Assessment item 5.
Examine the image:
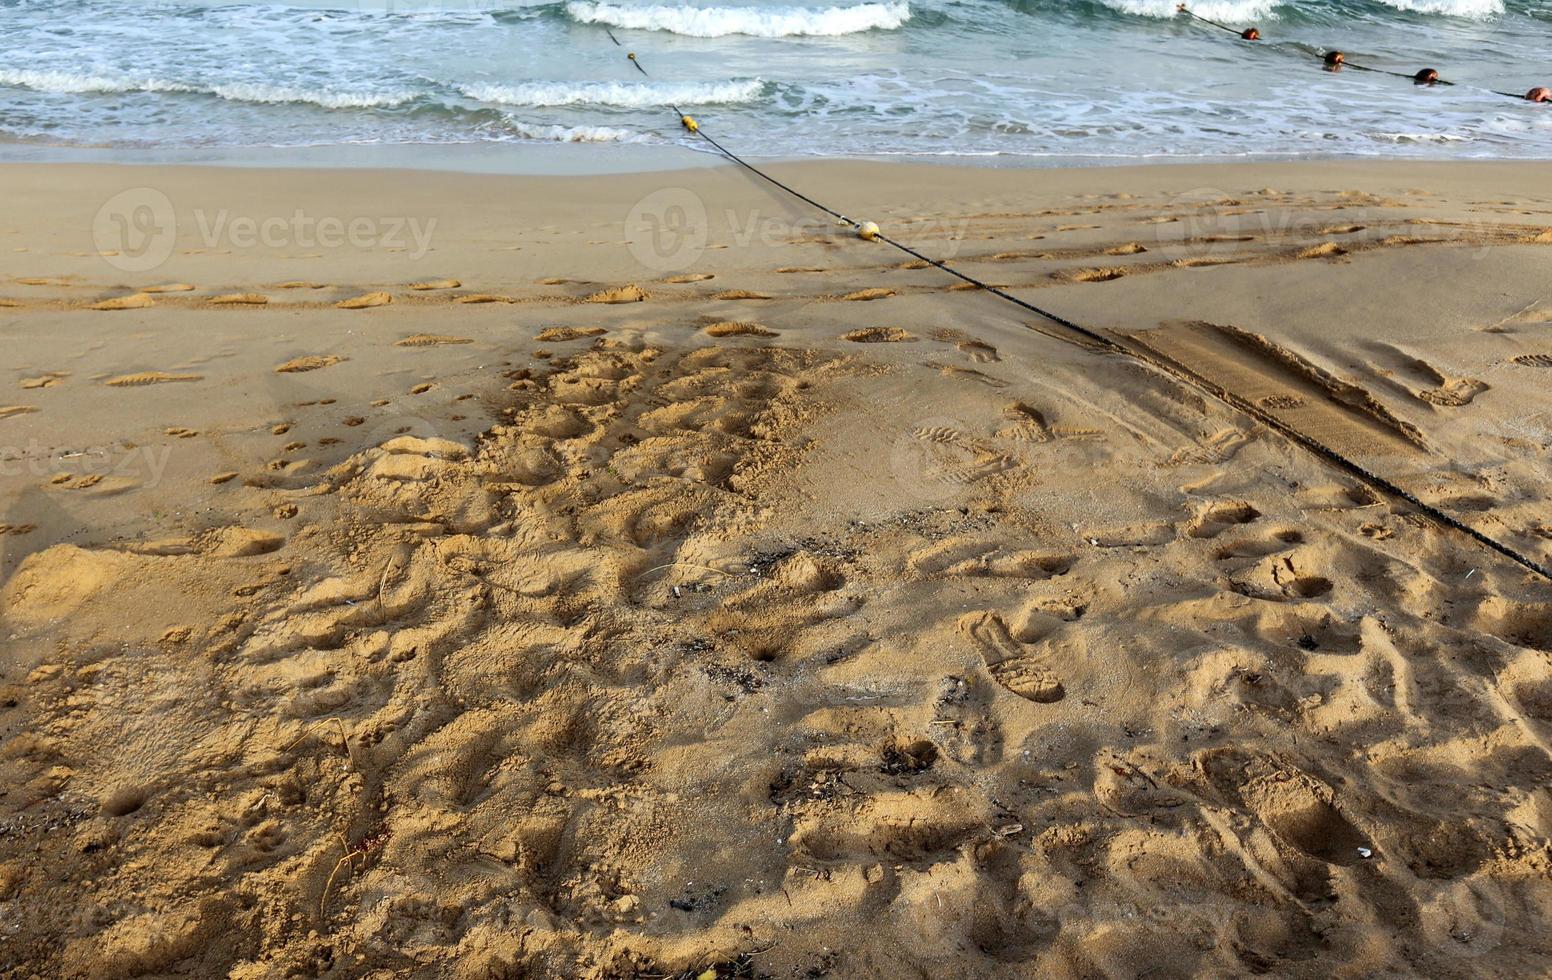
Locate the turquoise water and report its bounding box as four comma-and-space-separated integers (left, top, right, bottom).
1, 0, 1549, 162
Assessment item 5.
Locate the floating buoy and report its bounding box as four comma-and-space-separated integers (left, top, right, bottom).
1176, 4, 1543, 105
680, 114, 699, 133
857, 221, 881, 241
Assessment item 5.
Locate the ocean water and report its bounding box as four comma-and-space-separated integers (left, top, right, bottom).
1, 0, 1550, 163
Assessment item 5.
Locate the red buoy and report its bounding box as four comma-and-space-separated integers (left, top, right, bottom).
1528, 87, 1552, 103
1414, 69, 1439, 85
1241, 28, 1260, 40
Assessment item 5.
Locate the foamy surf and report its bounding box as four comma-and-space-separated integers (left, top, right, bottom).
207, 83, 416, 109
563, 1, 911, 37
0, 69, 195, 95
504, 121, 648, 142
1100, 0, 1281, 20
0, 69, 414, 109
3, 0, 1550, 161
1368, 0, 1503, 17
459, 79, 766, 108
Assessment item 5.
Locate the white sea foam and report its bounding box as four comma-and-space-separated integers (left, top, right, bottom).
563, 1, 910, 37
0, 69, 413, 108
505, 121, 648, 142
1367, 0, 1502, 17
0, 68, 193, 94
460, 79, 765, 107
1102, 0, 1281, 20
207, 83, 416, 109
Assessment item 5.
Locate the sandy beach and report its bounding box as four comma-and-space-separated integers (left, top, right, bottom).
3, 157, 1552, 978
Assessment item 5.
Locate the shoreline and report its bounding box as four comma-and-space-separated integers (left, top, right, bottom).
6, 138, 1552, 176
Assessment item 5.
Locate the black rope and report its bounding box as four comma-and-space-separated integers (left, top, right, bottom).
1177, 8, 1243, 38
1176, 5, 1542, 103
610, 41, 1552, 584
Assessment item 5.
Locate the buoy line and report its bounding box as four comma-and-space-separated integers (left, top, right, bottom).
602, 40, 1552, 584
1176, 5, 1551, 103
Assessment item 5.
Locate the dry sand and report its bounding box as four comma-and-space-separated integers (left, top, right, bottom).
2, 159, 1552, 978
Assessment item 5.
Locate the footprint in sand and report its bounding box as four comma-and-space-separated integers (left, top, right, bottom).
711, 289, 770, 301
663, 273, 715, 284
1185, 500, 1262, 539
958, 610, 1065, 703
996, 401, 1051, 442
1297, 242, 1348, 259
275, 281, 327, 290
1057, 267, 1127, 283
840, 287, 895, 302
1, 405, 38, 419
584, 285, 647, 304
535, 326, 606, 343
20, 372, 67, 389
337, 291, 392, 309
1512, 353, 1552, 368
395, 334, 473, 347
209, 293, 269, 306
143, 283, 196, 293
929, 363, 1008, 388
954, 339, 999, 363
275, 355, 344, 374
1105, 242, 1148, 255
704, 321, 777, 337
843, 327, 915, 343
1416, 378, 1489, 407
775, 266, 823, 274
104, 372, 203, 387
454, 294, 515, 305
1172, 257, 1241, 268
409, 279, 461, 290
89, 294, 154, 311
